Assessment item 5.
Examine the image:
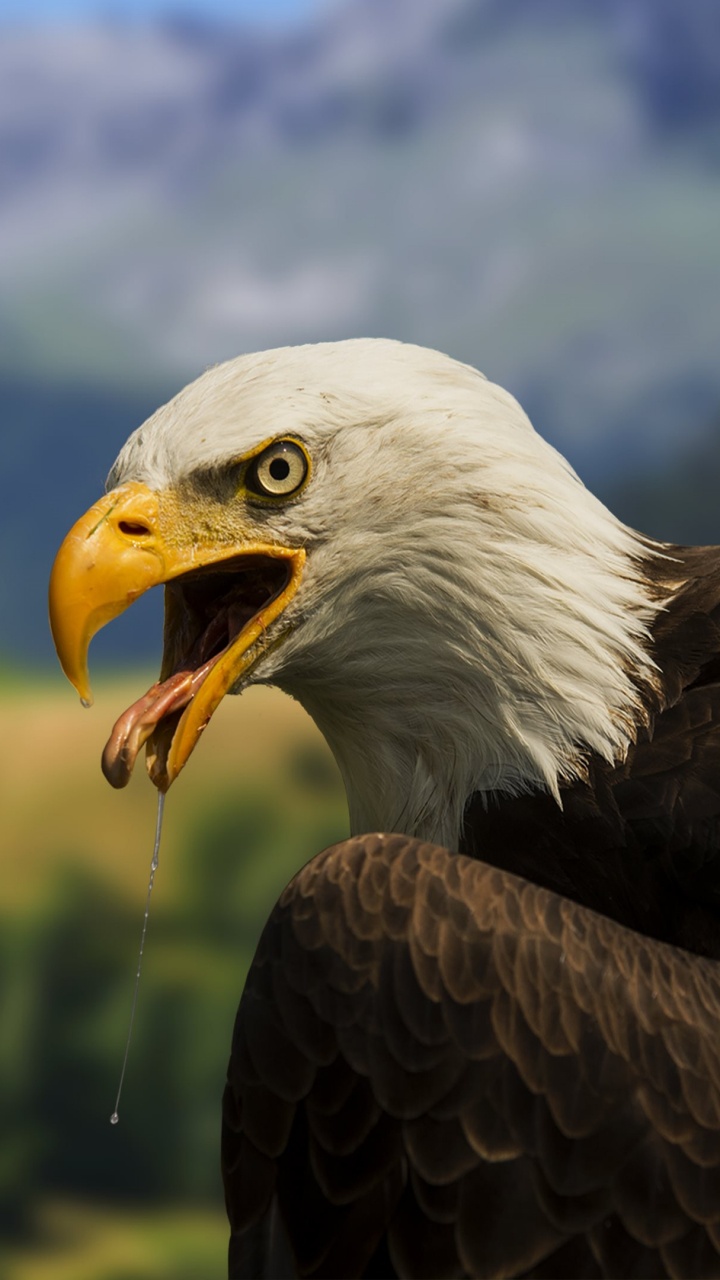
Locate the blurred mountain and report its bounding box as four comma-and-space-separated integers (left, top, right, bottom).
2, 0, 719, 662
620, 0, 720, 132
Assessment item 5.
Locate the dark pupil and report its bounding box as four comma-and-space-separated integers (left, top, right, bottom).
269, 457, 291, 482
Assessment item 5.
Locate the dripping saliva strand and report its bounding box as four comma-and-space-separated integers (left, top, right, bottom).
110, 790, 165, 1126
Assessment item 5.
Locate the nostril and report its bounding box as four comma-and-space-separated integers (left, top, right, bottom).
119, 520, 152, 537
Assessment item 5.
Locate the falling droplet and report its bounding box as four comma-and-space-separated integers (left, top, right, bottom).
109, 791, 165, 1127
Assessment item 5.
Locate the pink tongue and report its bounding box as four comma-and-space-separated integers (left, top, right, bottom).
102, 661, 213, 789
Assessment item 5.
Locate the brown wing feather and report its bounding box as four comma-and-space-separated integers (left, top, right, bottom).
223, 833, 720, 1279
460, 547, 720, 958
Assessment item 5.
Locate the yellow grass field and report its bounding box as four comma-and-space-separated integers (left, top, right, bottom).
4, 1200, 229, 1280
1, 676, 343, 907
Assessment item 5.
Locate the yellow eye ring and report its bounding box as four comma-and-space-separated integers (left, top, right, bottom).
246, 439, 309, 499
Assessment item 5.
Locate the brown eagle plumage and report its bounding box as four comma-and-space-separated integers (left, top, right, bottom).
48, 340, 720, 1278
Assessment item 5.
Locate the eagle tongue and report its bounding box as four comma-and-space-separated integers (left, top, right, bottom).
101, 666, 204, 789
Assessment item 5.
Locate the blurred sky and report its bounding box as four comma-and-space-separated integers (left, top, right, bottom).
0, 0, 323, 22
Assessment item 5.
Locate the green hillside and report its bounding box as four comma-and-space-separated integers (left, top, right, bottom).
0, 681, 347, 1277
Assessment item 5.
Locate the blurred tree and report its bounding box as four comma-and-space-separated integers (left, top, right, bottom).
607, 410, 720, 545
0, 771, 346, 1239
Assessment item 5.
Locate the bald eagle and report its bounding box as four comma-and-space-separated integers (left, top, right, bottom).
49, 339, 720, 1279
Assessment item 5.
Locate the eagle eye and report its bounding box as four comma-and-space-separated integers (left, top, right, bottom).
246, 440, 309, 499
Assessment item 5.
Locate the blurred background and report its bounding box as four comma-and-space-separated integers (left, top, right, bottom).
1, 0, 719, 1274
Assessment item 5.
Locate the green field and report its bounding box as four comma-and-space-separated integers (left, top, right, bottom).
0, 677, 348, 1278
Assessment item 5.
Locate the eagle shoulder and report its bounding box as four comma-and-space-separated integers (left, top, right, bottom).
222, 833, 720, 1279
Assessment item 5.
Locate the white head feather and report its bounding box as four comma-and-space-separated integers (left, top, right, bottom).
110, 339, 661, 849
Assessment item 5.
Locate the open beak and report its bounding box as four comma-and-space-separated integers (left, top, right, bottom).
49, 482, 305, 791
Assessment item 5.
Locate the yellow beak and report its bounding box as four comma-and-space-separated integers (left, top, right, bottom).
48, 482, 305, 790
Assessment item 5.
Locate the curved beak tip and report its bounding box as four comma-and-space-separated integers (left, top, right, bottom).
48, 483, 162, 708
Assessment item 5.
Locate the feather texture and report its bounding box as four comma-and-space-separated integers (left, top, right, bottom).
110, 338, 664, 847
224, 834, 720, 1279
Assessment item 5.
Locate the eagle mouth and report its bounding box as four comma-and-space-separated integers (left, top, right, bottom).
49, 481, 307, 792
101, 554, 295, 791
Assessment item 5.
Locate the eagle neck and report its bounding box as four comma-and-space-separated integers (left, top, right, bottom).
280, 539, 664, 851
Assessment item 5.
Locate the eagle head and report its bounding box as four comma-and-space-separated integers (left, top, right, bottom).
49, 339, 659, 847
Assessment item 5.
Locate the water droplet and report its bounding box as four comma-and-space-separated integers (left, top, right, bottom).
110, 791, 165, 1122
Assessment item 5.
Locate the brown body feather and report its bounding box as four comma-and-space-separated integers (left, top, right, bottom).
223, 545, 720, 1279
